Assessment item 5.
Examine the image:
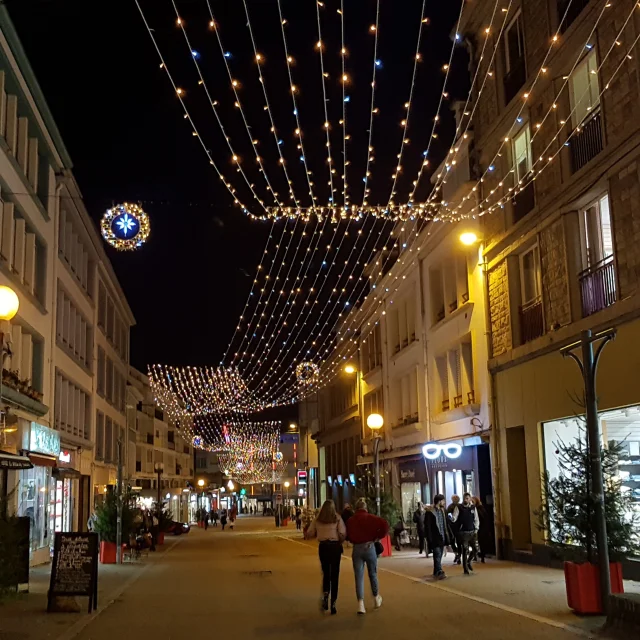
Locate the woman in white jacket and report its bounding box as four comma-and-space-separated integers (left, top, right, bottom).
306, 500, 346, 615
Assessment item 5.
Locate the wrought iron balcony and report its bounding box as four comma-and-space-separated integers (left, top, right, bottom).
570, 110, 603, 174
519, 296, 544, 344
579, 255, 616, 317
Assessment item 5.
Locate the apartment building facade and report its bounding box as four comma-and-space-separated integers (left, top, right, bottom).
0, 7, 135, 565
458, 0, 640, 571
128, 367, 194, 524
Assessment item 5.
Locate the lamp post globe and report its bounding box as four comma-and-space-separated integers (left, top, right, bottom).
0, 286, 19, 322
366, 413, 384, 430
366, 413, 384, 516
344, 364, 356, 374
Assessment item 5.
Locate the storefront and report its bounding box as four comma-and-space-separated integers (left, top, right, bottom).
398, 457, 430, 522
51, 448, 82, 534
17, 422, 61, 566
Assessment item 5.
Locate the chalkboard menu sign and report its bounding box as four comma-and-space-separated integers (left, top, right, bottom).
47, 532, 98, 613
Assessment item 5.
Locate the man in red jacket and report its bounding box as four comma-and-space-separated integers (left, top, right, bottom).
346, 498, 389, 615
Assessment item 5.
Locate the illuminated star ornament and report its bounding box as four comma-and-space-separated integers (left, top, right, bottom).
101, 203, 150, 251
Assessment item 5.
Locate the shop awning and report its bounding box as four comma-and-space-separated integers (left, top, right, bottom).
53, 467, 82, 479
27, 453, 57, 467
0, 451, 33, 470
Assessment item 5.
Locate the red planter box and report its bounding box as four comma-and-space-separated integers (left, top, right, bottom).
380, 534, 393, 557
564, 561, 624, 614
100, 541, 116, 564
157, 532, 165, 546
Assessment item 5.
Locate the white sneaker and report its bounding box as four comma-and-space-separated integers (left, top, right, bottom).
374, 594, 383, 609
357, 600, 366, 615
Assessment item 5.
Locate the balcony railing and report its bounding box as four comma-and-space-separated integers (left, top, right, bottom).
467, 390, 476, 405
441, 398, 450, 412
579, 255, 617, 317
519, 296, 545, 344
558, 0, 590, 33
453, 395, 463, 408
570, 110, 603, 174
512, 180, 535, 224
503, 57, 527, 105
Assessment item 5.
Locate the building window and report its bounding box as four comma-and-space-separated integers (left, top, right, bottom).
54, 371, 90, 441
511, 124, 535, 223
98, 282, 106, 329
519, 246, 544, 344
435, 337, 476, 413
579, 193, 616, 316
430, 256, 469, 325
58, 208, 90, 295
388, 297, 417, 355
558, 0, 590, 35
105, 417, 113, 464
96, 411, 105, 460
364, 387, 383, 417
97, 347, 105, 396
503, 12, 526, 104
56, 286, 92, 369
362, 324, 382, 374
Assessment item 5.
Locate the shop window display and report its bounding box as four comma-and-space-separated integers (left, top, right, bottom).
543, 404, 640, 518
17, 466, 52, 553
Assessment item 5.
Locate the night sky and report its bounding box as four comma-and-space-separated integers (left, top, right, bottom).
7, 0, 464, 382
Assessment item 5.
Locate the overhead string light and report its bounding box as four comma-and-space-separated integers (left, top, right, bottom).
437, 0, 616, 222
133, 0, 258, 217
315, 0, 337, 205
171, 1, 275, 215
419, 0, 511, 209
444, 0, 636, 223
339, 0, 350, 208
387, 0, 429, 207
361, 0, 381, 207
277, 0, 318, 209
205, 0, 285, 210
241, 0, 302, 208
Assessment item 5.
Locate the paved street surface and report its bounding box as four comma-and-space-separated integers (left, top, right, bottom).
7, 516, 600, 640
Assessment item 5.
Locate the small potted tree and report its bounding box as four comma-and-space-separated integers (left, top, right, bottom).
365, 491, 401, 557
94, 491, 134, 563
155, 503, 173, 546
536, 435, 640, 614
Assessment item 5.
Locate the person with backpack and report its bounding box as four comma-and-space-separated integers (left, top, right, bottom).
452, 492, 480, 574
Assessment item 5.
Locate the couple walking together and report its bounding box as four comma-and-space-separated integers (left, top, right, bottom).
306, 497, 388, 616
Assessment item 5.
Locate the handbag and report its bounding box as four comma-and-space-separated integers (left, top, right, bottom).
374, 540, 384, 556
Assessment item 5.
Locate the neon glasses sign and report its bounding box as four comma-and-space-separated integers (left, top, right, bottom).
422, 443, 462, 460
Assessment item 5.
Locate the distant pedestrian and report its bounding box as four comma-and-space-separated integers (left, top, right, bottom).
203, 511, 209, 531
211, 510, 219, 527
220, 510, 228, 530
346, 498, 388, 615
425, 494, 453, 580
452, 493, 480, 575
341, 503, 354, 526
295, 507, 302, 530
413, 502, 426, 555
446, 495, 461, 564
150, 512, 159, 551
305, 500, 346, 615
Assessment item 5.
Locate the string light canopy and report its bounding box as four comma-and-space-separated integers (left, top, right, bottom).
148, 365, 264, 416
263, 203, 439, 222
101, 203, 150, 251
295, 362, 320, 387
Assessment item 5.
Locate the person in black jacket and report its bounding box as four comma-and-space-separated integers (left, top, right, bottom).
412, 503, 426, 555
452, 493, 480, 575
424, 494, 453, 579
446, 495, 461, 564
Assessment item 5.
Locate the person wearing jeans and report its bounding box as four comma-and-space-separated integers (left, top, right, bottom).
425, 494, 453, 579
345, 498, 389, 615
306, 500, 346, 615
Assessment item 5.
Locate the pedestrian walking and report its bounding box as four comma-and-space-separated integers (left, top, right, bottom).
471, 496, 489, 563
341, 503, 354, 526
295, 507, 302, 530
452, 492, 480, 575
203, 511, 209, 530
425, 494, 453, 580
446, 495, 461, 564
211, 510, 219, 527
345, 498, 388, 615
150, 512, 159, 552
412, 503, 426, 555
220, 510, 228, 530
305, 500, 346, 615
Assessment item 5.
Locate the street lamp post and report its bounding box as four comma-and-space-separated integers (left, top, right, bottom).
197, 479, 205, 512
284, 481, 290, 507
561, 328, 616, 614
367, 413, 384, 516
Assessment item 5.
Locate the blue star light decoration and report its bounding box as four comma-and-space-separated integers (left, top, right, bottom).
101, 203, 150, 251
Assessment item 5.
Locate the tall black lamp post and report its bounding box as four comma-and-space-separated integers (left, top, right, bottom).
367, 413, 384, 517
561, 328, 616, 614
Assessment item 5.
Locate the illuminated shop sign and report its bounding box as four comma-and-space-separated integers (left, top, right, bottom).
27, 423, 61, 457
422, 443, 462, 460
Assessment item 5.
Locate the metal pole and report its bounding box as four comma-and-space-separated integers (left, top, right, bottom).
157, 471, 161, 510
116, 439, 123, 564
581, 330, 611, 612
374, 436, 381, 517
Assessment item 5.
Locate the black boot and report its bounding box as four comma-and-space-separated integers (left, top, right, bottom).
331, 601, 337, 615
321, 594, 329, 611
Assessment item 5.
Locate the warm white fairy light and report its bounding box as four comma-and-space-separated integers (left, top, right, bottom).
339, 0, 350, 207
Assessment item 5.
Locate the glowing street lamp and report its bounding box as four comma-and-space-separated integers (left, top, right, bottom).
367, 414, 384, 516
284, 480, 291, 505
344, 364, 356, 374
459, 231, 479, 246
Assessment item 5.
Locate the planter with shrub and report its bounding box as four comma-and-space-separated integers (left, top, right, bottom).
93, 490, 135, 564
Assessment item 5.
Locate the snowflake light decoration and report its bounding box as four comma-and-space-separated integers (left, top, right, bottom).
101, 203, 150, 251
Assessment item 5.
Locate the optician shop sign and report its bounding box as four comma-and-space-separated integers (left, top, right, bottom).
25, 423, 61, 457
